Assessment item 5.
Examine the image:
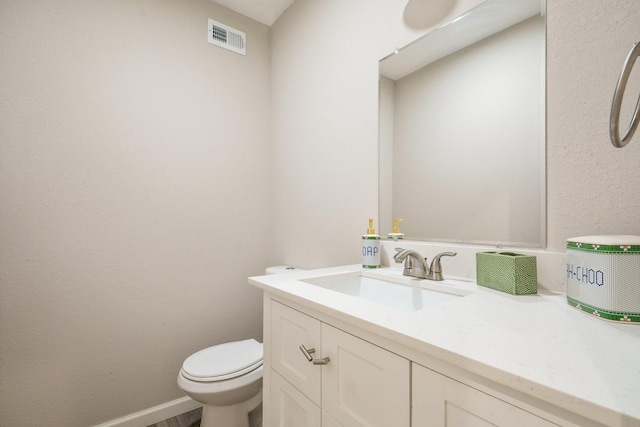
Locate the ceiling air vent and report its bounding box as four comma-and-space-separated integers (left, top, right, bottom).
208, 19, 246, 55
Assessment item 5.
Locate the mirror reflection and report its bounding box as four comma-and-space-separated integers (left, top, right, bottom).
379, 0, 546, 247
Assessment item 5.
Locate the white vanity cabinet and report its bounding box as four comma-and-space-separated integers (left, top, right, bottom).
266, 297, 591, 427
252, 266, 636, 427
412, 364, 558, 427
268, 300, 410, 427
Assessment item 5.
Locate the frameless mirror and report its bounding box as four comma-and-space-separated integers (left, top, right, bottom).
379, 0, 546, 247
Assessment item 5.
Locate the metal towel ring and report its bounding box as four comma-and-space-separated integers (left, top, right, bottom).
610, 41, 640, 148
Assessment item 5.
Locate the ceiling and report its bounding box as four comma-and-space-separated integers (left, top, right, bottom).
211, 0, 296, 26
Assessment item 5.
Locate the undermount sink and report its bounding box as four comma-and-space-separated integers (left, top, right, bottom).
301, 270, 474, 312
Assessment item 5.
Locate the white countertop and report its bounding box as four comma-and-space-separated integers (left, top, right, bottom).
249, 264, 640, 427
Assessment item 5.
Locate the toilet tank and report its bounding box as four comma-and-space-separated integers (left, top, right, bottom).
265, 266, 303, 275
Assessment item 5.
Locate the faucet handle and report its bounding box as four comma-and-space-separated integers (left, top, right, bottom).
393, 247, 406, 262
428, 252, 457, 280
430, 252, 457, 272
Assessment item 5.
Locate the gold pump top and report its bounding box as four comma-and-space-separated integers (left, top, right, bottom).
392, 218, 405, 233
366, 218, 376, 235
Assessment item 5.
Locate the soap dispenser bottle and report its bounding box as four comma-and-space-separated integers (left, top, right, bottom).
387, 218, 405, 241
362, 218, 380, 269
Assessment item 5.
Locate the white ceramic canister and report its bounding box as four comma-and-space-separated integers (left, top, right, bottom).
566, 235, 640, 323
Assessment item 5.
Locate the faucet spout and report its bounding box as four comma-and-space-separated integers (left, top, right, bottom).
393, 248, 429, 279
394, 248, 457, 281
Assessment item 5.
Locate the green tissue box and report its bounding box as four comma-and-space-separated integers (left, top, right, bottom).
476, 252, 537, 295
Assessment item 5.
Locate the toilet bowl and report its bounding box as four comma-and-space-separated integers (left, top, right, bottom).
178, 266, 303, 427
177, 339, 263, 427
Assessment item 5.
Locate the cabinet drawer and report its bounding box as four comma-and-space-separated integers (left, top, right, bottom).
271, 301, 322, 404
412, 364, 558, 427
271, 369, 321, 427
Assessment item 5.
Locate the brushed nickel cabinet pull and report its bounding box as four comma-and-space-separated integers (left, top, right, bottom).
299, 344, 330, 365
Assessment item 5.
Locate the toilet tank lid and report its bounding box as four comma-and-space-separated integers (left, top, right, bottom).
266, 265, 304, 274
182, 339, 263, 381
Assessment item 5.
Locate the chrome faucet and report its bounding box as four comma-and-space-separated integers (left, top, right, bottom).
393, 248, 457, 281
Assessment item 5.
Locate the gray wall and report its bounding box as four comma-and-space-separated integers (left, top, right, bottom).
269, 0, 488, 268
0, 1, 270, 425
270, 0, 640, 271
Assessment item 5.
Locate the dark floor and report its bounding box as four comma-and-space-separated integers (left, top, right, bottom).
147, 403, 262, 427
147, 407, 202, 427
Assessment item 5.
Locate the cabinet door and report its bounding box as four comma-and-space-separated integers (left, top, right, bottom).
412, 364, 558, 427
322, 324, 410, 427
271, 301, 322, 404
271, 369, 321, 427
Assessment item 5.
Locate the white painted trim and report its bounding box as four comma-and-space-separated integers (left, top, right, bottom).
92, 396, 203, 427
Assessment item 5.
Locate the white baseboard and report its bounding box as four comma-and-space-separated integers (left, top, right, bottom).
93, 396, 203, 427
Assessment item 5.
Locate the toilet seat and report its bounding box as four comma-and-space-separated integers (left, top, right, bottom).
181, 339, 263, 382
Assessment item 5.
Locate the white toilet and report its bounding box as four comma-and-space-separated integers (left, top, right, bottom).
178, 338, 264, 427
177, 266, 302, 427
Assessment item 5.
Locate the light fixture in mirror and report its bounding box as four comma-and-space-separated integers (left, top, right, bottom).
379, 0, 546, 248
